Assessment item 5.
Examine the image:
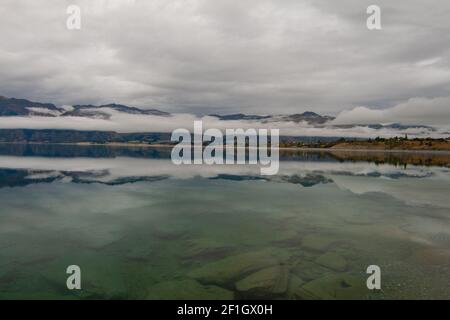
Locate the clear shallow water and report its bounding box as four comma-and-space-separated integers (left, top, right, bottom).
0, 145, 449, 299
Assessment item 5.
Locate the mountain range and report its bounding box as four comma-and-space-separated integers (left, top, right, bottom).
0, 96, 337, 124
208, 111, 335, 125
0, 96, 170, 119
0, 95, 441, 144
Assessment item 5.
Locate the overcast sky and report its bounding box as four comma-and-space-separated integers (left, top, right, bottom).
1, 0, 449, 123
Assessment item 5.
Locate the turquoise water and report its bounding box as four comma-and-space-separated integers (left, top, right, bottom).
0, 145, 449, 299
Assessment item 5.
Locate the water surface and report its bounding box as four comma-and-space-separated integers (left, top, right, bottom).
0, 144, 449, 299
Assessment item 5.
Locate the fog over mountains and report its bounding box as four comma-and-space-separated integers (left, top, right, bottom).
0, 96, 447, 140
0, 96, 170, 118
1, 1, 449, 137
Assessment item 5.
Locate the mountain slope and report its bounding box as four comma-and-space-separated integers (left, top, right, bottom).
0, 96, 170, 119
0, 96, 60, 116
209, 111, 335, 125
63, 104, 170, 119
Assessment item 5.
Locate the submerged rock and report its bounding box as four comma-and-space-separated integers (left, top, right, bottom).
151, 224, 187, 240
343, 213, 374, 225
315, 252, 348, 272
40, 253, 128, 299
183, 239, 234, 261
235, 265, 289, 298
125, 245, 154, 261
79, 224, 124, 249
301, 234, 338, 252
146, 279, 233, 300
286, 274, 305, 299
291, 260, 329, 281
294, 274, 367, 300
188, 250, 280, 286
271, 230, 302, 247
409, 249, 450, 267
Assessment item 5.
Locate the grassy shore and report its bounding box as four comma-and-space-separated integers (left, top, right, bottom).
1, 137, 450, 152
280, 137, 450, 151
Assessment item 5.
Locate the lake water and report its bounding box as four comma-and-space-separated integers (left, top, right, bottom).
0, 144, 449, 299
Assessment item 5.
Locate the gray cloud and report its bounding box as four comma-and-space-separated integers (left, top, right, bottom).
333, 97, 450, 126
0, 0, 450, 119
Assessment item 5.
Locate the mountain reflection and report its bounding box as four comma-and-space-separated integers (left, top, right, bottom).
0, 144, 447, 212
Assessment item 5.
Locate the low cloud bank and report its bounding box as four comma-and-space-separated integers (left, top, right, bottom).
0, 106, 447, 139
333, 97, 450, 126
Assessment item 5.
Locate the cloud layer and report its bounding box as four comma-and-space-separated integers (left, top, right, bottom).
0, 107, 447, 138
333, 97, 450, 126
1, 0, 450, 119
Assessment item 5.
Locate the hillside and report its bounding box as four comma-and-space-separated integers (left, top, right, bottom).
330, 138, 450, 151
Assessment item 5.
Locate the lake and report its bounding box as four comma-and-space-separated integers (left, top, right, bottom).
0, 144, 449, 299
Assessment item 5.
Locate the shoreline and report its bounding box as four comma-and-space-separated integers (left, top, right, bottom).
1, 141, 449, 154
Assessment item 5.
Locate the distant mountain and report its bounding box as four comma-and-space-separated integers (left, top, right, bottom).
0, 96, 170, 119
209, 113, 272, 121
208, 112, 433, 129
0, 129, 172, 144
1, 95, 336, 125
276, 112, 335, 125
334, 123, 434, 131
210, 111, 335, 125
63, 104, 170, 119
0, 128, 342, 145
0, 96, 441, 143
0, 96, 60, 116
